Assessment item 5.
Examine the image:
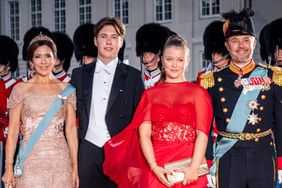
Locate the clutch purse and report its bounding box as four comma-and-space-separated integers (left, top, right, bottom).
164, 158, 209, 184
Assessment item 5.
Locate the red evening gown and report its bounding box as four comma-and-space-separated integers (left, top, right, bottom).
103, 81, 213, 188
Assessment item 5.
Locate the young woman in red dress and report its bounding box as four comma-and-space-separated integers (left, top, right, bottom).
103, 35, 213, 188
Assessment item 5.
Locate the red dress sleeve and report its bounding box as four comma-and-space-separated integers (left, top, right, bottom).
103, 90, 151, 188
193, 86, 213, 135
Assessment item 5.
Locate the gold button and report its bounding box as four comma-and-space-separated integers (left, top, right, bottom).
218, 77, 223, 82
226, 118, 230, 123
245, 133, 252, 140
259, 106, 264, 111
219, 87, 224, 92
261, 95, 266, 100
221, 97, 226, 102
270, 142, 273, 146
256, 128, 261, 133
223, 108, 228, 113
255, 138, 259, 142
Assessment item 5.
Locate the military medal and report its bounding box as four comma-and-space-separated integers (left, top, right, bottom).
240, 76, 272, 94
247, 100, 261, 125
247, 112, 260, 125
234, 74, 242, 88
248, 100, 259, 110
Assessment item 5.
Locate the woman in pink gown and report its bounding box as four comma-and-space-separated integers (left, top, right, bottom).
103, 35, 213, 188
2, 31, 79, 188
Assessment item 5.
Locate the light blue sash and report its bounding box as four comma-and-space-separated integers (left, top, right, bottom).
14, 84, 76, 177
210, 67, 267, 177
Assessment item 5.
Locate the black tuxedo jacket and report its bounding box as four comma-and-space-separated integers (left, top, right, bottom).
71, 61, 144, 141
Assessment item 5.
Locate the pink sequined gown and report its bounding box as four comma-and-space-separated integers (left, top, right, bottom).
8, 83, 76, 188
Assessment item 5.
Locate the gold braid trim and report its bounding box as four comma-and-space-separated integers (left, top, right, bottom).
218, 129, 271, 140
199, 71, 214, 89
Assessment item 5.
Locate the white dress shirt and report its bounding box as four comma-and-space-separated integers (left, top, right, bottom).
85, 58, 118, 147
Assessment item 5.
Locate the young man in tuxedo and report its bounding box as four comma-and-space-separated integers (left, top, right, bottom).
71, 17, 144, 188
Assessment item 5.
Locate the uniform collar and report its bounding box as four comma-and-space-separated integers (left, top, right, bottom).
144, 67, 161, 77
55, 70, 67, 79
1, 73, 11, 82
229, 60, 256, 75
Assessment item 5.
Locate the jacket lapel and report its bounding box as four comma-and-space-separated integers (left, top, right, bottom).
82, 62, 96, 118
106, 61, 128, 113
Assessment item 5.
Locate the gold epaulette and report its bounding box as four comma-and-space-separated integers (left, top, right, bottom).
258, 63, 282, 86
200, 71, 214, 89
271, 66, 282, 86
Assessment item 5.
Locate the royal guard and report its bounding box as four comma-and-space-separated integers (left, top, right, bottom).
198, 21, 230, 166
197, 20, 229, 85
260, 18, 282, 67
136, 23, 175, 89
0, 35, 19, 180
203, 8, 282, 188
73, 23, 98, 65
0, 35, 19, 95
18, 26, 54, 82
52, 32, 74, 83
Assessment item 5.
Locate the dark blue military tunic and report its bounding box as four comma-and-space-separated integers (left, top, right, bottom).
205, 61, 282, 188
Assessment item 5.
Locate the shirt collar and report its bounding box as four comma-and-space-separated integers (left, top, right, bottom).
95, 58, 119, 74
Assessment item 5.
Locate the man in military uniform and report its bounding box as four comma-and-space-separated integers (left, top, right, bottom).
135, 23, 175, 89
204, 9, 282, 188
197, 20, 229, 85
52, 32, 74, 83
0, 35, 19, 187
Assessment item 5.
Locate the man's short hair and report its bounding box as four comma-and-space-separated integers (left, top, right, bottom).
95, 17, 125, 37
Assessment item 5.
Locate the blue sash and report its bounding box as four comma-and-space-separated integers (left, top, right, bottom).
210, 67, 268, 177
14, 84, 76, 177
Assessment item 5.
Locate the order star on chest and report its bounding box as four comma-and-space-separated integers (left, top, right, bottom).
248, 100, 259, 110
247, 100, 261, 125
247, 112, 261, 125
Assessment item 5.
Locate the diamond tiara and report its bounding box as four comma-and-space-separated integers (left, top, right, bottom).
28, 32, 57, 51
